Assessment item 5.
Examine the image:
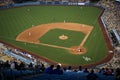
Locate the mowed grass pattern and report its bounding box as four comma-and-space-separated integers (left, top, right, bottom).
0, 6, 107, 65
39, 28, 85, 48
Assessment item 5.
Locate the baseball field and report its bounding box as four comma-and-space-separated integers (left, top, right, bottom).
0, 6, 112, 67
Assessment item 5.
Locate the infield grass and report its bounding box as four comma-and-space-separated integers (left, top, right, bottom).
0, 6, 107, 65
39, 28, 85, 48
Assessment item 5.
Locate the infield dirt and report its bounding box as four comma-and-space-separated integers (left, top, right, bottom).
16, 23, 93, 54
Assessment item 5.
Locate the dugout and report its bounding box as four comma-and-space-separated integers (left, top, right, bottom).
110, 29, 120, 46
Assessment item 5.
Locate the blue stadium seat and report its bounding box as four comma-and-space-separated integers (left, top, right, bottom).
54, 1, 60, 5
39, 1, 46, 5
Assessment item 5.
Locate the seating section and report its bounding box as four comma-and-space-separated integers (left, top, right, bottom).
2, 69, 36, 80
98, 1, 120, 46
22, 72, 115, 80
0, 67, 116, 80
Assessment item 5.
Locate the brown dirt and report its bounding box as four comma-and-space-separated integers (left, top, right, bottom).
16, 22, 93, 54
70, 46, 86, 55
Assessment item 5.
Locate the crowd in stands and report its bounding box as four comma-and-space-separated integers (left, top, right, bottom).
95, 0, 120, 72
0, 42, 49, 80
0, 42, 50, 67
97, 0, 120, 46
99, 50, 120, 69
0, 60, 120, 80
0, 0, 14, 8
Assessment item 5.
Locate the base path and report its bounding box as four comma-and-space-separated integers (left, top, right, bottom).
16, 23, 93, 54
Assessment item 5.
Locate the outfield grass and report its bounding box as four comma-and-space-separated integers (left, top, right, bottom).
0, 6, 108, 65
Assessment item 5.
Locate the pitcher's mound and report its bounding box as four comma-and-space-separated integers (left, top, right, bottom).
59, 35, 68, 40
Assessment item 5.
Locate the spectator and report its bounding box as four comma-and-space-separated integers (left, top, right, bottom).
0, 61, 4, 69
86, 69, 98, 80
104, 68, 113, 76
10, 61, 15, 70
29, 62, 33, 69
63, 67, 67, 72
40, 63, 45, 72
4, 60, 10, 69
66, 66, 73, 72
83, 68, 89, 73
19, 61, 25, 70
53, 65, 63, 75
77, 66, 83, 73
99, 68, 105, 74
115, 68, 120, 80
45, 65, 54, 74
14, 61, 19, 70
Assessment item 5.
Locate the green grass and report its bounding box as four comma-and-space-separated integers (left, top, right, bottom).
39, 28, 85, 48
0, 6, 108, 65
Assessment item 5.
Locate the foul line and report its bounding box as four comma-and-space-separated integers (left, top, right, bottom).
80, 27, 93, 46
30, 42, 70, 50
